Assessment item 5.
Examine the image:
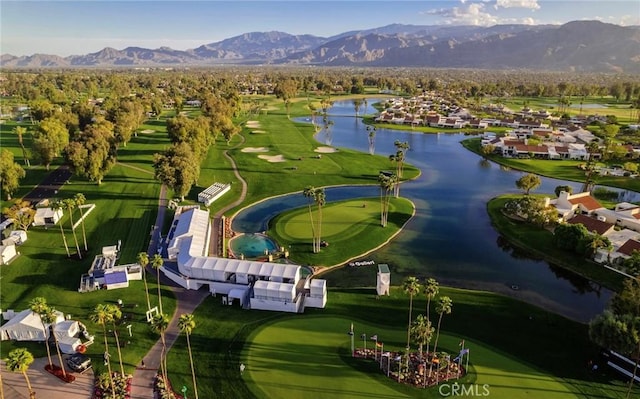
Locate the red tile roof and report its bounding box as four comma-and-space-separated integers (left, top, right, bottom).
618, 239, 640, 256
567, 214, 614, 235
568, 195, 603, 211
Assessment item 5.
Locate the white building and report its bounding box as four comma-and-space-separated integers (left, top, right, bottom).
162, 207, 327, 313
33, 207, 63, 226
198, 183, 231, 207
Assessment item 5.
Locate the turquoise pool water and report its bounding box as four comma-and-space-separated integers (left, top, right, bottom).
229, 233, 279, 259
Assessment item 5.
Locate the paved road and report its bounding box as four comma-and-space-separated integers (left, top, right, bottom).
1, 356, 94, 399
22, 165, 73, 204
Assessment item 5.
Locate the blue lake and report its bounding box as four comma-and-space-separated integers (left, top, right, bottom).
232, 99, 631, 322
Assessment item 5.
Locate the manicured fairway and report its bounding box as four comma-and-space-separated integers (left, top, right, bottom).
245, 316, 576, 399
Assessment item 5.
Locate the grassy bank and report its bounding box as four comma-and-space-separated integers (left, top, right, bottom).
462, 138, 640, 193
487, 194, 625, 291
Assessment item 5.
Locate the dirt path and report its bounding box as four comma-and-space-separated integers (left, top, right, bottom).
209, 135, 248, 256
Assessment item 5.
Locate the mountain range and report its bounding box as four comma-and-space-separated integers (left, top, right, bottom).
2, 20, 639, 72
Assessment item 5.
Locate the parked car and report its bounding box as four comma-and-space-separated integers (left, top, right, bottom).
66, 353, 92, 373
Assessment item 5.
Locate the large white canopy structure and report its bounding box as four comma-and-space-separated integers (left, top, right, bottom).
0, 309, 64, 341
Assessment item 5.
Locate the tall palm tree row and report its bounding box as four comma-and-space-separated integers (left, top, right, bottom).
402, 276, 421, 371
423, 278, 440, 358
151, 313, 170, 388
90, 304, 116, 396
179, 313, 199, 399
62, 198, 82, 259
152, 254, 164, 314
106, 304, 125, 377
137, 251, 152, 310
41, 306, 67, 378
28, 297, 53, 370
5, 348, 36, 399
313, 188, 326, 253
302, 186, 317, 253
74, 193, 88, 251
50, 200, 70, 257
378, 173, 397, 227
429, 296, 453, 377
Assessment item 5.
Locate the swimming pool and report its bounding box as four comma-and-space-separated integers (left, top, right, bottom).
229, 233, 279, 259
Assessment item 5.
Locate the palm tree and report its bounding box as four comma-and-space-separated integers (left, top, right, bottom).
90, 304, 116, 396
393, 140, 410, 178
5, 348, 35, 399
137, 251, 152, 310
28, 297, 53, 369
378, 173, 396, 227
62, 198, 81, 259
179, 314, 199, 399
313, 188, 326, 253
74, 193, 88, 251
106, 304, 125, 377
152, 254, 164, 314
366, 125, 377, 155
402, 277, 421, 357
423, 278, 439, 358
151, 313, 170, 386
13, 126, 30, 167
430, 296, 453, 377
352, 98, 363, 118
410, 314, 434, 359
41, 306, 67, 378
50, 200, 70, 257
303, 186, 317, 253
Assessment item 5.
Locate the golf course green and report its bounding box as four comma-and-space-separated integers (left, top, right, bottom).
269, 197, 414, 267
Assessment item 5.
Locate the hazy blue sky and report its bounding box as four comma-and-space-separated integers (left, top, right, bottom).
1, 0, 638, 56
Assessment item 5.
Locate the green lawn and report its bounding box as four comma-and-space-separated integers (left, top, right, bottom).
162, 285, 636, 399
0, 126, 177, 375
268, 197, 414, 267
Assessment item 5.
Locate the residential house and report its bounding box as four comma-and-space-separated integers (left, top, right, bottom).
547, 191, 604, 220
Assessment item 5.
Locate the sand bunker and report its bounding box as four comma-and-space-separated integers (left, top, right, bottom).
314, 146, 338, 153
258, 154, 286, 163
251, 130, 267, 134
140, 129, 155, 134
246, 121, 261, 128
241, 147, 269, 153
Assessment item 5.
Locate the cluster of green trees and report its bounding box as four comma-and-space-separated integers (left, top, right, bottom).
402, 277, 453, 380
589, 277, 640, 399
552, 223, 612, 258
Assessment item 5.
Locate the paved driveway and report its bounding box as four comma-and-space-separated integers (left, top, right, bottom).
2, 356, 94, 399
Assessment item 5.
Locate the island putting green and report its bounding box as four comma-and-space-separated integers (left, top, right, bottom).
268, 197, 414, 266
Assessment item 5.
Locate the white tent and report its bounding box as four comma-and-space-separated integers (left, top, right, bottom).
9, 230, 27, 245
57, 336, 82, 354
0, 309, 64, 341
33, 207, 63, 226
0, 245, 18, 265
53, 320, 79, 341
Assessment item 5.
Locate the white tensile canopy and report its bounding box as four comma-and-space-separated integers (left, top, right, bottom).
0, 309, 64, 341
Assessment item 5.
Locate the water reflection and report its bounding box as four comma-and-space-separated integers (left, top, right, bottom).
232, 99, 633, 322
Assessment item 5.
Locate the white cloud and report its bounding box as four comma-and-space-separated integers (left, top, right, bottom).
494, 0, 541, 10
425, 3, 500, 26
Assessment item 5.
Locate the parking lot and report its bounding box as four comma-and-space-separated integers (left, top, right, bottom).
2, 356, 94, 399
